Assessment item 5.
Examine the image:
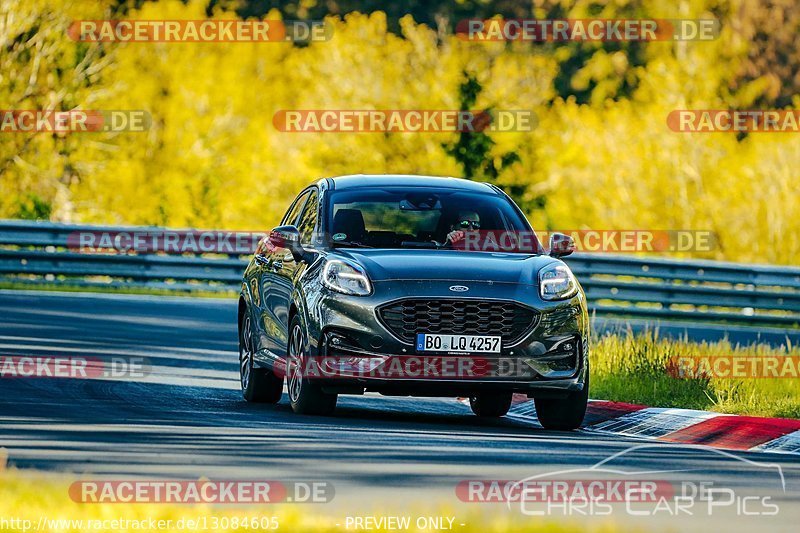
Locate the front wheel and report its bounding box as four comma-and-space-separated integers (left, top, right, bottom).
286, 316, 337, 416
534, 374, 589, 431
239, 313, 283, 403
469, 392, 513, 417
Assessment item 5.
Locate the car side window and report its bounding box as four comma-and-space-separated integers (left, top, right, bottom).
281, 191, 310, 226
296, 190, 319, 246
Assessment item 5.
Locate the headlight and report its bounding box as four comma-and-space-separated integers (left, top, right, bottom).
539, 263, 578, 300
322, 259, 372, 296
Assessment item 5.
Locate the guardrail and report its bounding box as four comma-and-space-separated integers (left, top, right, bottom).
1, 220, 798, 327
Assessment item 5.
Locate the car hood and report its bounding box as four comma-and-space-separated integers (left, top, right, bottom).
333, 249, 559, 285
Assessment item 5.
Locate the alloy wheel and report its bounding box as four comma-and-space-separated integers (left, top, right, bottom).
239, 315, 253, 391
287, 324, 304, 403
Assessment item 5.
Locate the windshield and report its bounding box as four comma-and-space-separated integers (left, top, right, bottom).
326, 187, 541, 252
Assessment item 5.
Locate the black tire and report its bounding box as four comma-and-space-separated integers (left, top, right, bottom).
469, 392, 513, 417
286, 316, 337, 415
534, 373, 589, 431
239, 312, 283, 403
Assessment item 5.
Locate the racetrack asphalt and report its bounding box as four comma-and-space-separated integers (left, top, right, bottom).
1, 290, 799, 531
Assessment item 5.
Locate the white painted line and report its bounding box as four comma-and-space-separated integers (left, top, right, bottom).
586, 408, 728, 439
752, 429, 800, 454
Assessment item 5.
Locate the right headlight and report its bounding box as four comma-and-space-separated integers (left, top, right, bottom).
322, 259, 372, 296
539, 263, 578, 301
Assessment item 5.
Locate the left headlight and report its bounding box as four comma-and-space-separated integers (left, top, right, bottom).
539, 263, 578, 301
322, 259, 372, 296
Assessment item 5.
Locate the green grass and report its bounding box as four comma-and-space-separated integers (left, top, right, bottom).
591, 330, 800, 418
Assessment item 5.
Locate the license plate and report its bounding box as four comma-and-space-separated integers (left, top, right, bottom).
416, 334, 501, 353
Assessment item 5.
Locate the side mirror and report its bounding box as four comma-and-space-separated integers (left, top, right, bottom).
549, 232, 575, 258
268, 225, 305, 262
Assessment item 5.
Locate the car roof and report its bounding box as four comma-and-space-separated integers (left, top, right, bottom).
324, 174, 498, 193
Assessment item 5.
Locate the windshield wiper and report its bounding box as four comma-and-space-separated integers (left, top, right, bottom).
331, 240, 374, 249
400, 241, 437, 249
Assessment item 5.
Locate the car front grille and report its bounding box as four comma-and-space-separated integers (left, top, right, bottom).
378, 299, 538, 346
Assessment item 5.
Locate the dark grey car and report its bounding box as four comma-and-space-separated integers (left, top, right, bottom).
238, 175, 589, 430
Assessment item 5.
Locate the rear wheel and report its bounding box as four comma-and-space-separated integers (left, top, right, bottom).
469, 392, 513, 417
239, 313, 283, 403
287, 316, 337, 415
534, 374, 589, 431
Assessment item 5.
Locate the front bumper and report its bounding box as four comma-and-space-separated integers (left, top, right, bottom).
304, 279, 589, 397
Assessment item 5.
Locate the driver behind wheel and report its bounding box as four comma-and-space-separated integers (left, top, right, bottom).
434, 210, 481, 247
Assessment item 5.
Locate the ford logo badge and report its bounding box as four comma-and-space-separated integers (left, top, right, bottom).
449, 285, 469, 292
